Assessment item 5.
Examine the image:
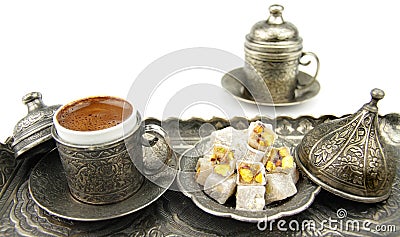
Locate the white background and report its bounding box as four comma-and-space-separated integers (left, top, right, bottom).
0, 0, 399, 142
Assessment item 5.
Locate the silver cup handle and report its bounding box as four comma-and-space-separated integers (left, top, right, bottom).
142, 124, 169, 147
141, 124, 174, 175
297, 51, 320, 89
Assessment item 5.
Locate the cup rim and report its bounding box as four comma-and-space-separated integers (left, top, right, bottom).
53, 95, 139, 146
52, 111, 142, 148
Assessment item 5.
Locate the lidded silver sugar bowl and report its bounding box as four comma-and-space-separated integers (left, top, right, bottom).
244, 4, 319, 103
296, 89, 397, 203
11, 92, 61, 158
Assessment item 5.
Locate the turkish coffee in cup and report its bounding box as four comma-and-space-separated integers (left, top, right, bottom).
56, 96, 133, 132
53, 96, 137, 145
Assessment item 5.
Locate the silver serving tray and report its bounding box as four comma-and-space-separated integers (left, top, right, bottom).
1, 115, 399, 236
177, 135, 321, 223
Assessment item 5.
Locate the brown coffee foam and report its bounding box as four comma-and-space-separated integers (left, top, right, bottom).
57, 96, 133, 131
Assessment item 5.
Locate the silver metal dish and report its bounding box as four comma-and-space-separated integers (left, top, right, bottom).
221, 67, 320, 106
28, 138, 177, 221
177, 136, 321, 223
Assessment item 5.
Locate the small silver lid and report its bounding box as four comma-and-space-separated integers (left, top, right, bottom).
11, 92, 61, 158
245, 5, 303, 55
296, 89, 396, 203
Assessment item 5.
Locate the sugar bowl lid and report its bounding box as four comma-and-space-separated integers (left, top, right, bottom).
246, 4, 302, 48
11, 92, 61, 158
296, 89, 396, 203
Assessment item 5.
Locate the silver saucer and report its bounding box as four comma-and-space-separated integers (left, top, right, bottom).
221, 67, 320, 106
29, 146, 177, 221
177, 136, 321, 223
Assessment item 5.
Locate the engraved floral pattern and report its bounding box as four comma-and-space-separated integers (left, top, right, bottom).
309, 116, 355, 169
366, 145, 385, 191
0, 141, 17, 197
12, 127, 53, 156
314, 139, 339, 165
56, 130, 143, 204
14, 106, 59, 134
245, 55, 299, 102
336, 155, 363, 185
274, 119, 295, 135
297, 119, 314, 135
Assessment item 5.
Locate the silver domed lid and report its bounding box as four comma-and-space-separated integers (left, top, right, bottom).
245, 5, 303, 54
296, 89, 397, 203
11, 92, 61, 158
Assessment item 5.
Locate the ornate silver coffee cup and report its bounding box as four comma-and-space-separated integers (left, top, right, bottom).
244, 4, 320, 103
52, 96, 167, 205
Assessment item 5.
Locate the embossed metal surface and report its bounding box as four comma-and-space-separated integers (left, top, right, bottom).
178, 136, 321, 222
222, 67, 320, 106
0, 140, 17, 197
0, 116, 399, 236
297, 89, 398, 203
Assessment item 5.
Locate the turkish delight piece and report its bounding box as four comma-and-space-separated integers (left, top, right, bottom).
213, 159, 236, 177
204, 173, 237, 204
236, 186, 266, 211
242, 143, 268, 163
265, 147, 299, 183
210, 127, 235, 146
209, 144, 235, 165
195, 158, 214, 186
247, 121, 277, 152
236, 161, 266, 186
210, 127, 248, 158
265, 173, 297, 205
195, 144, 236, 185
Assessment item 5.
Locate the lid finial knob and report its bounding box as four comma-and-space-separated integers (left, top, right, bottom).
267, 4, 284, 25
371, 88, 385, 101
22, 92, 46, 113
364, 88, 385, 112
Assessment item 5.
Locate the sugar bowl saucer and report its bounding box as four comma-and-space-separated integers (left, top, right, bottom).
221, 67, 320, 107
29, 140, 177, 221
